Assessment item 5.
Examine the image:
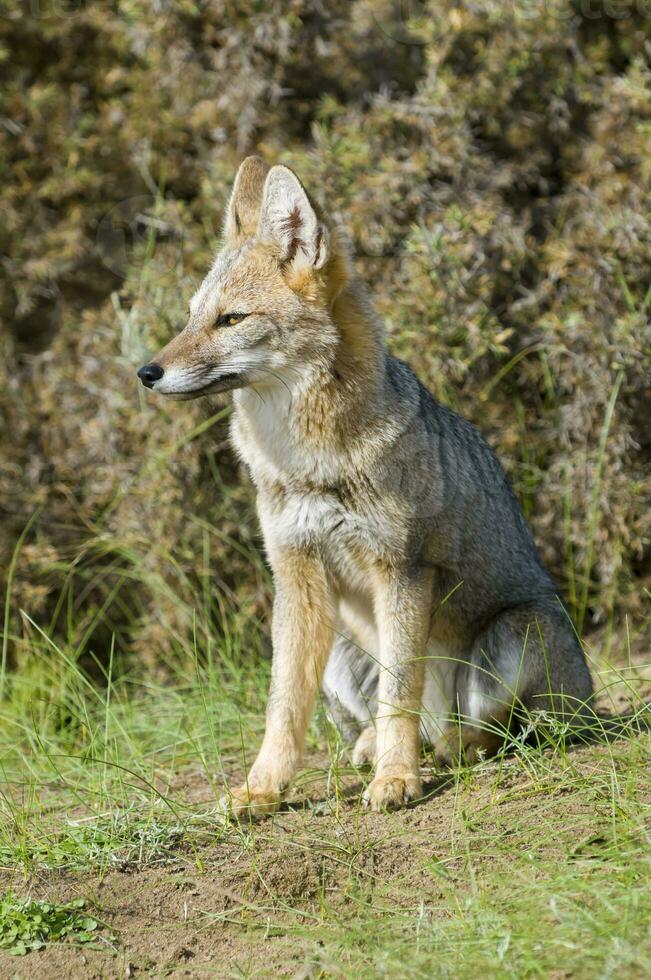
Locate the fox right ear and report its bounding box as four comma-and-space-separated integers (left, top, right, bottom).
224, 156, 270, 244
258, 165, 329, 270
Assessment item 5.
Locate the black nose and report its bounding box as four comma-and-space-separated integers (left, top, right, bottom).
137, 363, 164, 388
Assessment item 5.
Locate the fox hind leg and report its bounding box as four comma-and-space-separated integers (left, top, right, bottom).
352, 725, 376, 766
435, 601, 593, 765
322, 633, 378, 741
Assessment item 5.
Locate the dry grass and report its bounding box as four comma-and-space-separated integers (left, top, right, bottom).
1, 1, 649, 668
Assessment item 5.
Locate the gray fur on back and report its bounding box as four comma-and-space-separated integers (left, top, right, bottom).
322, 353, 593, 745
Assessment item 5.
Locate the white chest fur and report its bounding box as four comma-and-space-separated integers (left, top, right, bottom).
231, 384, 341, 487
231, 383, 405, 592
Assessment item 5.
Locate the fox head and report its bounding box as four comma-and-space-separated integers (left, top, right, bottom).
137, 157, 350, 400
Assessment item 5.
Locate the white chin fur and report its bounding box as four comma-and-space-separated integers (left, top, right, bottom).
152, 367, 206, 395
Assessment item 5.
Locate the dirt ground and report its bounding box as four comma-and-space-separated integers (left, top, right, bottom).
1, 717, 649, 980
1, 669, 649, 979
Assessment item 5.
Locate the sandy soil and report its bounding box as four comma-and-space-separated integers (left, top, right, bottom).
1, 671, 649, 979
1, 726, 648, 980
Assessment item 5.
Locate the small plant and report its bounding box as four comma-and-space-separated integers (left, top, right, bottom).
0, 893, 108, 956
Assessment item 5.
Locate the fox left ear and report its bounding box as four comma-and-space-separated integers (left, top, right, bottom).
224, 156, 270, 244
258, 165, 329, 270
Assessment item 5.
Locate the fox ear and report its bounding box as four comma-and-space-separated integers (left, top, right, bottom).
258, 165, 329, 270
224, 156, 270, 243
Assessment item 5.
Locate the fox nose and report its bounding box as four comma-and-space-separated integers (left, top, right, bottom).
137, 363, 164, 388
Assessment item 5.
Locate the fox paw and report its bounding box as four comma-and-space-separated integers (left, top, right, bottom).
362, 773, 422, 812
218, 783, 282, 822
352, 726, 376, 767
434, 733, 483, 768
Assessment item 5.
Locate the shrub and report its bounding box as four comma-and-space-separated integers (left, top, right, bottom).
1, 1, 649, 669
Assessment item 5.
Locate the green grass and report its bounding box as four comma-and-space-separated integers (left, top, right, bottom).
0, 634, 270, 877
0, 540, 649, 975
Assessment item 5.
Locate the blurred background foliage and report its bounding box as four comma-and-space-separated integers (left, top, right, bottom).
0, 0, 649, 674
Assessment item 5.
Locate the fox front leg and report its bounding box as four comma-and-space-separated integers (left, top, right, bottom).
221, 551, 334, 820
363, 568, 432, 811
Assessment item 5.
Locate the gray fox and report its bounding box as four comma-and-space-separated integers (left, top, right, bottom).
138, 157, 593, 815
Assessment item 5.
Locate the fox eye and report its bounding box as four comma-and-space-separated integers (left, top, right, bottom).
214, 312, 248, 328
